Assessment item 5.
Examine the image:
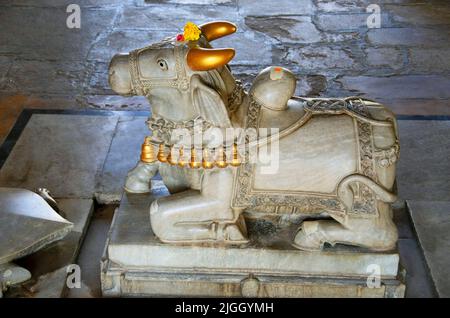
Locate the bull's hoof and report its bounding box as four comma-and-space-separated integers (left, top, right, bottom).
124, 161, 158, 193
292, 221, 326, 252
222, 224, 249, 244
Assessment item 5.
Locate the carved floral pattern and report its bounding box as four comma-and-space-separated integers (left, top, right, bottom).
232, 96, 395, 218
374, 142, 400, 167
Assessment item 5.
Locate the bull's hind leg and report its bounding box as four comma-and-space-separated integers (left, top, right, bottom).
293, 175, 398, 251
293, 202, 398, 251
150, 168, 248, 244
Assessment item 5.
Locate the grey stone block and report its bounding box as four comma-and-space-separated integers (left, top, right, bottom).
316, 13, 390, 31
286, 45, 359, 70
0, 6, 117, 61
117, 4, 239, 31
7, 198, 94, 298
245, 16, 322, 44
3, 60, 87, 95
397, 120, 450, 201
238, 0, 315, 16
95, 116, 149, 204
101, 192, 404, 297
367, 28, 450, 47
387, 4, 450, 25
408, 200, 450, 298
338, 75, 450, 99
0, 188, 73, 265
0, 114, 119, 198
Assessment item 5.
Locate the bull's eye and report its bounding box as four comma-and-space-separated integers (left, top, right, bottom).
157, 59, 168, 71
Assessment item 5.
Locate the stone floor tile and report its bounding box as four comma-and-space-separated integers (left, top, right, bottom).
367, 27, 450, 47
396, 120, 450, 201
339, 75, 450, 100
5, 198, 94, 298
0, 0, 131, 7
117, 3, 239, 31
398, 238, 437, 298
214, 31, 275, 66
386, 4, 450, 26
67, 205, 115, 298
381, 99, 450, 115
407, 200, 450, 297
0, 94, 78, 145
85, 95, 149, 111
245, 16, 322, 44
0, 114, 119, 198
87, 29, 174, 62
0, 6, 117, 61
2, 60, 88, 95
237, 0, 315, 16
95, 115, 149, 204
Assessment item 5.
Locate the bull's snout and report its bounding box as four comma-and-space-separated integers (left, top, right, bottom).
108, 53, 133, 95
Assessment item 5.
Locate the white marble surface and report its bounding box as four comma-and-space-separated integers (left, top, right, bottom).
107, 192, 401, 279
0, 188, 73, 264
4, 198, 93, 298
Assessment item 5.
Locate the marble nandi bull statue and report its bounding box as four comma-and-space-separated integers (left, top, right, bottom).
108, 21, 400, 251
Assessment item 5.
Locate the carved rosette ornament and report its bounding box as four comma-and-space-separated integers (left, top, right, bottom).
374, 142, 400, 167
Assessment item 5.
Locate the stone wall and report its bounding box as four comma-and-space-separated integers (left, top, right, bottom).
0, 0, 449, 131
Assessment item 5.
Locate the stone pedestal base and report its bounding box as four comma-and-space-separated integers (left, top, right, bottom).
101, 193, 405, 298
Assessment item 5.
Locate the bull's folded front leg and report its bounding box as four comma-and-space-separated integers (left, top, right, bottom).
124, 161, 159, 193
150, 168, 248, 244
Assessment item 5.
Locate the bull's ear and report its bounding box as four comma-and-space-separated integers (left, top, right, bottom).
187, 47, 235, 71
191, 75, 231, 128
199, 21, 237, 42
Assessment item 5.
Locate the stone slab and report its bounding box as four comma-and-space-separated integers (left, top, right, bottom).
0, 114, 119, 198
0, 6, 117, 61
5, 198, 94, 298
95, 116, 149, 204
396, 120, 450, 201
0, 188, 73, 265
392, 201, 436, 297
102, 192, 404, 297
67, 205, 116, 298
238, 0, 315, 16
398, 238, 437, 298
407, 200, 450, 298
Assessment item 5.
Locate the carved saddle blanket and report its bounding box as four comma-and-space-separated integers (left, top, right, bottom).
232, 96, 400, 219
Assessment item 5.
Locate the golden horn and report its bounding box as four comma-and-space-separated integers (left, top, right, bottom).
178, 146, 187, 168
199, 21, 237, 42
215, 147, 228, 168
167, 146, 178, 165
187, 47, 235, 71
230, 142, 241, 167
157, 143, 167, 163
189, 147, 201, 169
202, 148, 214, 169
140, 136, 156, 163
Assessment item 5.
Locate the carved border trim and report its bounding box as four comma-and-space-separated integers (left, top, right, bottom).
231, 98, 346, 217
232, 97, 386, 218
